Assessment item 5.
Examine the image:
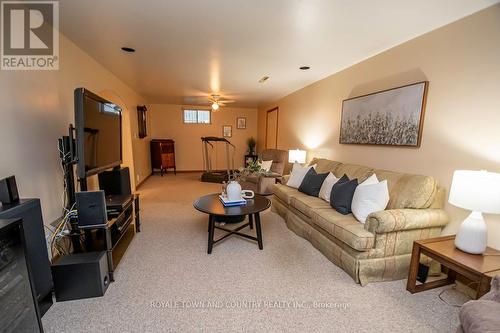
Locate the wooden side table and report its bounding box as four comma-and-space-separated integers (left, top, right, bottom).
407, 235, 500, 299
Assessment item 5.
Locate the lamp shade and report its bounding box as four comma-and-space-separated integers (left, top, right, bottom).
448, 170, 500, 214
288, 149, 306, 164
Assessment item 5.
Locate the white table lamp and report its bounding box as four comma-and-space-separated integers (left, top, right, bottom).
288, 149, 306, 164
448, 170, 500, 254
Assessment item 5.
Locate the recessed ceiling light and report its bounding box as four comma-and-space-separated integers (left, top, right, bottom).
121, 47, 135, 53
259, 76, 269, 83
299, 66, 310, 70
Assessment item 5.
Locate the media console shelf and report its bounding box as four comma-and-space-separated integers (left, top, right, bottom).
80, 194, 139, 281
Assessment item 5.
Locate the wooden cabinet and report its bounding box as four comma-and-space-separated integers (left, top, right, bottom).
150, 139, 176, 176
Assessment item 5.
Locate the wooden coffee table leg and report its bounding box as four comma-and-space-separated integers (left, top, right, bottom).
208, 215, 215, 254
477, 275, 493, 299
249, 214, 254, 230
255, 213, 263, 250
407, 241, 421, 293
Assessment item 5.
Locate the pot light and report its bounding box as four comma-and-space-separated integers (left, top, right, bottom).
121, 47, 135, 53
259, 76, 270, 83
299, 66, 310, 70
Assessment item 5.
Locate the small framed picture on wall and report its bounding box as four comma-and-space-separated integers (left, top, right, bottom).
237, 117, 247, 129
223, 125, 232, 138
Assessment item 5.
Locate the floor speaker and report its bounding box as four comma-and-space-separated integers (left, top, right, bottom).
51, 251, 110, 301
98, 167, 132, 196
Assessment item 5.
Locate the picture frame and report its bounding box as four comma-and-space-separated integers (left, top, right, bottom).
236, 117, 247, 129
222, 125, 232, 138
137, 105, 148, 139
340, 81, 428, 147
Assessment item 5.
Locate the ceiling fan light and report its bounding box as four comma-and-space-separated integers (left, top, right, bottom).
211, 102, 219, 110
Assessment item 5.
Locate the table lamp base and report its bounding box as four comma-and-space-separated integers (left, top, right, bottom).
454, 211, 487, 254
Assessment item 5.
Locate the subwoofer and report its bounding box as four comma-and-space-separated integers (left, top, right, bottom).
51, 251, 110, 301
98, 167, 132, 196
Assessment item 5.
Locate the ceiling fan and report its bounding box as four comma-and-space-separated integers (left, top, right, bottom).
208, 94, 235, 111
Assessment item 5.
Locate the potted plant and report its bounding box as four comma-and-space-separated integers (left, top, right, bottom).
232, 158, 271, 183
246, 137, 256, 155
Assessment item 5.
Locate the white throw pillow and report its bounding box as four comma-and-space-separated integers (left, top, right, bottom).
287, 164, 316, 189
351, 180, 390, 223
259, 160, 273, 172
361, 173, 379, 186
318, 172, 339, 202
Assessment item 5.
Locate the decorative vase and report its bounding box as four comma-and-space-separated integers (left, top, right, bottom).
226, 181, 242, 201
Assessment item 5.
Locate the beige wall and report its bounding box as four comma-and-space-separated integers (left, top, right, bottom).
0, 33, 149, 225
257, 5, 500, 249
150, 105, 258, 171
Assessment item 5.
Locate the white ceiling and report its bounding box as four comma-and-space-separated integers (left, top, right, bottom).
59, 0, 498, 107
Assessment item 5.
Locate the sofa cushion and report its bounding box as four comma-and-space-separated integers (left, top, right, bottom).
374, 169, 437, 209
330, 175, 358, 215
334, 163, 373, 182
318, 173, 339, 202
308, 158, 342, 174
259, 160, 273, 172
298, 168, 329, 197
351, 179, 390, 223
311, 209, 375, 251
273, 183, 298, 204
290, 193, 331, 217
287, 164, 315, 188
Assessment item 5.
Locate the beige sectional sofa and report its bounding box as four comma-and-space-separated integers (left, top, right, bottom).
272, 158, 449, 286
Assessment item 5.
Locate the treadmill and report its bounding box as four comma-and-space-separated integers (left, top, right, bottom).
200, 137, 245, 223
200, 137, 236, 183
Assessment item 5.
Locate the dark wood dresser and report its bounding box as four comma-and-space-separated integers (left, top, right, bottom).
150, 139, 176, 176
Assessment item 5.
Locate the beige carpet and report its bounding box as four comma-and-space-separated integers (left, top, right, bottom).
43, 173, 467, 332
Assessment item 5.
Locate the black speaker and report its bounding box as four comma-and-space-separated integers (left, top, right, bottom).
51, 251, 110, 301
417, 263, 430, 283
76, 191, 107, 228
0, 175, 20, 205
98, 167, 132, 196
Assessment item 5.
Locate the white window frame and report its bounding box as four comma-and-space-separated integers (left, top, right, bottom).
182, 108, 211, 124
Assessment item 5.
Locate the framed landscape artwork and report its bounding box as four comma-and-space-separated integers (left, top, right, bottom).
340, 81, 428, 147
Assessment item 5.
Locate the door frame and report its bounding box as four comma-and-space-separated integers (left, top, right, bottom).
265, 107, 279, 149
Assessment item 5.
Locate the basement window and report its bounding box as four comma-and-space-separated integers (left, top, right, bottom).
183, 109, 211, 124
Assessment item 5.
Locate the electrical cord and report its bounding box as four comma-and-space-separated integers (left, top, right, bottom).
49, 202, 76, 258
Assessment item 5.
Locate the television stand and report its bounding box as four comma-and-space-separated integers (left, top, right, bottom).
80, 194, 139, 281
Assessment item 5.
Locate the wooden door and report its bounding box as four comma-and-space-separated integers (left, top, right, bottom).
266, 107, 279, 149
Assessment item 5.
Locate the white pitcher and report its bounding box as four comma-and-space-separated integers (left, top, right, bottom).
226, 181, 254, 201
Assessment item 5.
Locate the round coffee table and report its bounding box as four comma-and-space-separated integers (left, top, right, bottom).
193, 193, 271, 254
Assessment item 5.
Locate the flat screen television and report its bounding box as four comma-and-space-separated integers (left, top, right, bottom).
74, 88, 122, 179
